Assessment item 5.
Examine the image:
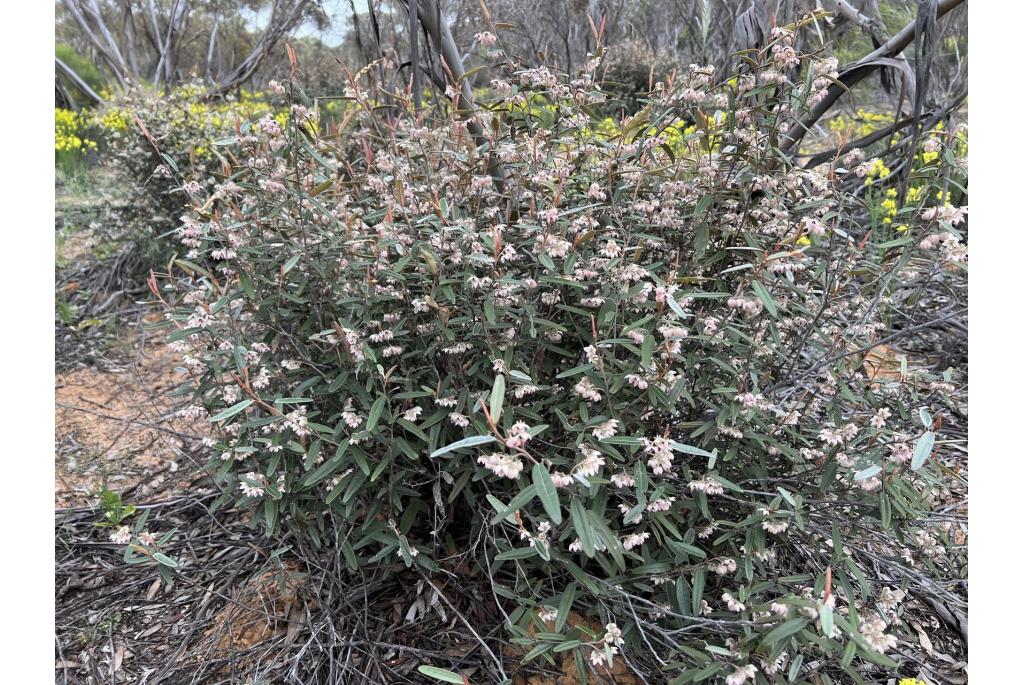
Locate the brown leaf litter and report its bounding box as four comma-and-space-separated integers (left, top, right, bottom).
201, 560, 309, 658
506, 611, 640, 685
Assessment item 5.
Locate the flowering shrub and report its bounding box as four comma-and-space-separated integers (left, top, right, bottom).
155, 18, 965, 682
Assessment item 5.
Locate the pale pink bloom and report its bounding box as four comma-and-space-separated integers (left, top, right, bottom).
109, 526, 132, 545
646, 497, 675, 513
622, 531, 650, 550
689, 477, 725, 496
551, 471, 573, 488
859, 615, 898, 653
710, 558, 737, 575
592, 419, 619, 440
610, 472, 635, 488
573, 377, 602, 403
239, 472, 267, 498
604, 622, 624, 646
477, 452, 524, 479
725, 664, 758, 685
575, 446, 605, 478
722, 592, 746, 612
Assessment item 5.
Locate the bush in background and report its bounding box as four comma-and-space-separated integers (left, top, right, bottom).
62, 83, 289, 266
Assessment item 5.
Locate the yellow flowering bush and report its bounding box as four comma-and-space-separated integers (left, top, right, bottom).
55, 108, 99, 174
849, 119, 967, 246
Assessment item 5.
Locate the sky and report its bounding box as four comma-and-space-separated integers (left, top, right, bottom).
243, 0, 368, 48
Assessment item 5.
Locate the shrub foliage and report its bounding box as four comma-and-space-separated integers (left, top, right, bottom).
155, 21, 965, 683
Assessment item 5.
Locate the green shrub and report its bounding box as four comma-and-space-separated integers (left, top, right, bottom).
154, 21, 965, 682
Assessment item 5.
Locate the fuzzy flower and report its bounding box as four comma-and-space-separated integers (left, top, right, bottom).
575, 446, 605, 478
722, 592, 746, 612
688, 477, 725, 496
239, 472, 267, 498
551, 471, 574, 488
478, 452, 524, 479
109, 526, 132, 545
859, 615, 898, 653
610, 472, 635, 488
505, 421, 533, 450
641, 436, 674, 475
592, 419, 619, 440
449, 412, 470, 429
710, 558, 737, 575
537, 607, 558, 623
573, 377, 602, 403
725, 664, 758, 685
870, 407, 892, 428
622, 531, 651, 550
646, 497, 675, 513
402, 406, 423, 422
604, 622, 624, 647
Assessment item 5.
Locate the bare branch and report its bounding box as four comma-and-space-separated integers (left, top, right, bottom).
56, 56, 104, 105
778, 0, 966, 153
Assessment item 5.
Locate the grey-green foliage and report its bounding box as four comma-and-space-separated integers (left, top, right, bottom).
156, 25, 965, 680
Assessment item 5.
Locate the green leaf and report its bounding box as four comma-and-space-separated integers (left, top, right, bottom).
532, 463, 562, 525
495, 546, 539, 561
152, 552, 178, 568
818, 601, 834, 637
690, 567, 705, 616
640, 332, 655, 367
751, 280, 777, 317
366, 396, 387, 432
570, 498, 596, 558
491, 484, 538, 524
416, 665, 465, 683
430, 435, 497, 458
490, 374, 506, 423
761, 618, 810, 648
694, 223, 709, 259
910, 431, 935, 470
854, 464, 881, 480
669, 441, 712, 458
555, 583, 576, 632
209, 399, 253, 422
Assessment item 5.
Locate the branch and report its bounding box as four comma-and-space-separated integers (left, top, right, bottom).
210, 0, 310, 95
62, 0, 127, 85
55, 57, 104, 105
405, 0, 506, 191
800, 91, 966, 169
778, 0, 966, 153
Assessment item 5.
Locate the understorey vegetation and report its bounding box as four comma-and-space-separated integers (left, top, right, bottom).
137, 14, 967, 684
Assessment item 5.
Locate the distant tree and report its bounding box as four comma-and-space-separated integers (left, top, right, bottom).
56, 0, 327, 97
